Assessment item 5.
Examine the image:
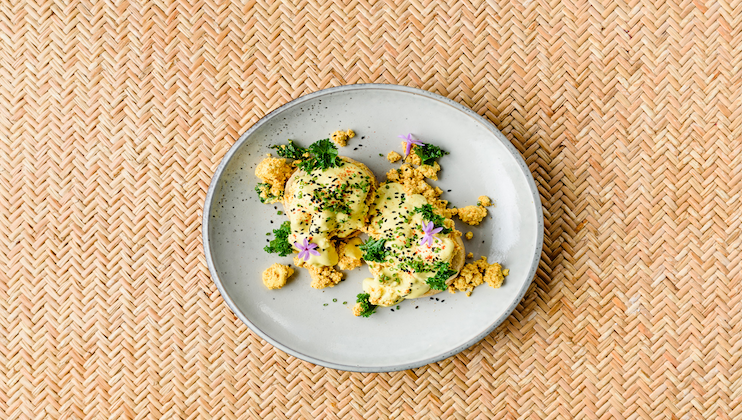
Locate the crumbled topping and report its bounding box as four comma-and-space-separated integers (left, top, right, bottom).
416, 161, 441, 180
484, 263, 507, 289
385, 163, 455, 218
457, 204, 487, 225
337, 237, 363, 270
465, 231, 474, 240
262, 263, 294, 290
404, 150, 422, 165
294, 256, 343, 289
255, 157, 296, 203
448, 256, 507, 295
331, 129, 355, 147
387, 150, 402, 163
478, 195, 493, 207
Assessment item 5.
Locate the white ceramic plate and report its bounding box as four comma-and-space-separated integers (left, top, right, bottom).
203, 84, 543, 372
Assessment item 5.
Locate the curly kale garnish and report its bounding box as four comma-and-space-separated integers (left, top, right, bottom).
270, 138, 344, 172
297, 139, 343, 172
356, 293, 377, 317
412, 204, 451, 234
307, 138, 342, 170
414, 143, 449, 166
263, 221, 293, 256
359, 238, 388, 263
271, 139, 307, 160
426, 262, 457, 291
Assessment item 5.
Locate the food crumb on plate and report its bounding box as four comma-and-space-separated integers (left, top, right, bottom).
387, 150, 402, 163
465, 231, 473, 240
331, 129, 355, 147
448, 256, 508, 295
478, 195, 493, 207
262, 263, 294, 290
457, 204, 487, 225
294, 256, 344, 289
255, 157, 296, 204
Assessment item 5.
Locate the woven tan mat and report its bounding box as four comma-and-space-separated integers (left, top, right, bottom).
1, 0, 742, 418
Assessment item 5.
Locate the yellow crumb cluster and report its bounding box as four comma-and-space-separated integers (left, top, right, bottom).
337, 237, 363, 270
331, 129, 355, 147
467, 252, 474, 259
255, 157, 296, 203
386, 163, 456, 219
366, 281, 399, 307
352, 303, 363, 317
294, 256, 344, 289
262, 263, 294, 290
478, 195, 493, 207
465, 232, 474, 240
387, 151, 402, 163
457, 204, 487, 225
404, 149, 422, 165
448, 256, 508, 296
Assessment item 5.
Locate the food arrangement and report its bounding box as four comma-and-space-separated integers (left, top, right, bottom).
256, 130, 508, 317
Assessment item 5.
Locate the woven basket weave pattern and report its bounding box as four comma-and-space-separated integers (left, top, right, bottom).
1, 0, 741, 418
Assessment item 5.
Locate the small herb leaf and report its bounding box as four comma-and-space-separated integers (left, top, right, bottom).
359, 238, 388, 263
356, 293, 377, 317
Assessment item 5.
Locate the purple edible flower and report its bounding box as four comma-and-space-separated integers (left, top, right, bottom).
295, 238, 321, 261
398, 133, 424, 157
419, 221, 443, 247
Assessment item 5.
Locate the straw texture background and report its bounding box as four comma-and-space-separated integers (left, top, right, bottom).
1, 0, 741, 418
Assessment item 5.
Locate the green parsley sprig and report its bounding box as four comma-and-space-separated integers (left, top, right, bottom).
263, 221, 293, 256
426, 262, 457, 291
359, 238, 388, 263
270, 138, 345, 172
414, 143, 449, 166
271, 139, 307, 160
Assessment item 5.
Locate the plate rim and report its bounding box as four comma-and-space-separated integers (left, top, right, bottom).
202, 83, 544, 372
